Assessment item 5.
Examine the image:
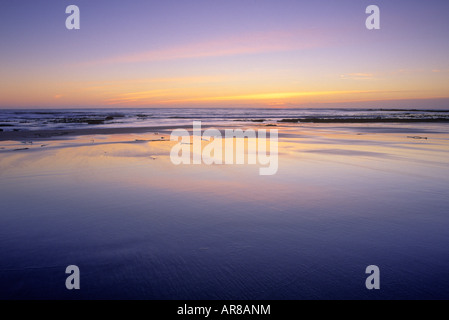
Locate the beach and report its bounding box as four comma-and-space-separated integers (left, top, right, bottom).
1, 110, 449, 299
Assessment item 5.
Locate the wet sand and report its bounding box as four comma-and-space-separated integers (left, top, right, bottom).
1, 122, 449, 299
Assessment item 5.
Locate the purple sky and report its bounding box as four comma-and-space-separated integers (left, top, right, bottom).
1, 0, 448, 108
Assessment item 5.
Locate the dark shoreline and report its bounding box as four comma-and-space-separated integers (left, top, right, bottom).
0, 125, 191, 141
277, 118, 449, 123
1, 118, 449, 141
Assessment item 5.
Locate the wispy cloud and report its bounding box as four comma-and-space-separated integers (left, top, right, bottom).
389, 68, 449, 75
432, 68, 449, 73
340, 73, 374, 80
105, 89, 172, 105
84, 75, 230, 92
83, 29, 327, 67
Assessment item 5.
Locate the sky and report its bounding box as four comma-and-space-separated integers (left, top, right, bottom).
0, 0, 449, 109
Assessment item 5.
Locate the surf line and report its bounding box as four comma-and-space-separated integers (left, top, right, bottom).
170, 121, 278, 176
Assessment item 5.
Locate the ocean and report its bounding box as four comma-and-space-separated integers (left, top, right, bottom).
1, 108, 449, 132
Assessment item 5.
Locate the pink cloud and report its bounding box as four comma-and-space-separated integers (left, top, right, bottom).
340, 73, 374, 80
83, 29, 327, 66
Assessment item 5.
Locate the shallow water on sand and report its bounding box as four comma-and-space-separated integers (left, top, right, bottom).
1, 123, 449, 299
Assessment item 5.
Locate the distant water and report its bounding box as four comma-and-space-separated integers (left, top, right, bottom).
1, 108, 449, 131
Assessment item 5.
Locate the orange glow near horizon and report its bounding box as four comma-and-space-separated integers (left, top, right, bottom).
154, 90, 380, 104
2, 58, 449, 108
2, 70, 449, 108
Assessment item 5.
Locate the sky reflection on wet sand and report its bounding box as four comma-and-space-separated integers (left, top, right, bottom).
0, 123, 449, 299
